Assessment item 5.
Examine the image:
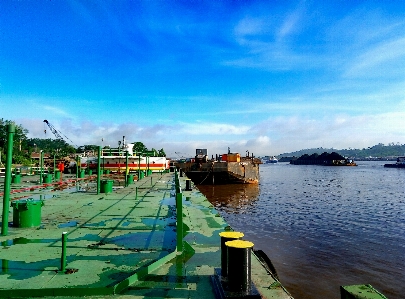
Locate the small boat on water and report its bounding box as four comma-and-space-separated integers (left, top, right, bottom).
384, 156, 405, 168
267, 156, 278, 163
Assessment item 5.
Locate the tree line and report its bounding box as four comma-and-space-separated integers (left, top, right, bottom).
0, 118, 166, 165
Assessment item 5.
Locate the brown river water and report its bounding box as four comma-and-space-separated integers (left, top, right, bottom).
197, 161, 405, 299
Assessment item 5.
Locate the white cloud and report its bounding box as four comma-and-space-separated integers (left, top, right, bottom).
15, 108, 405, 159
180, 122, 250, 136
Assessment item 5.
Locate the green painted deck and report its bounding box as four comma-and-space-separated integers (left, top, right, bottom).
1, 172, 293, 298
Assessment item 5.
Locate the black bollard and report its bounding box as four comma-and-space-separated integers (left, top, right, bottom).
185, 179, 192, 191
218, 231, 244, 278
226, 240, 254, 293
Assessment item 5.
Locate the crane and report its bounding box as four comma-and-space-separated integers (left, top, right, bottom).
43, 120, 78, 148
175, 152, 187, 159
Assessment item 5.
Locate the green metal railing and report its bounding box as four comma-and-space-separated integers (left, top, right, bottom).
1, 124, 15, 236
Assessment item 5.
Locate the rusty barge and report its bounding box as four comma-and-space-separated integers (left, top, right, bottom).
176, 149, 261, 185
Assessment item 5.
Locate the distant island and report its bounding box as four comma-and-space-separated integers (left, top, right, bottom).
289, 152, 356, 166
278, 143, 405, 161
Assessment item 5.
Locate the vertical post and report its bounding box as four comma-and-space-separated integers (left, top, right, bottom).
40, 150, 43, 185
1, 124, 15, 236
135, 186, 138, 200
125, 151, 129, 187
61, 232, 67, 272
76, 156, 79, 179
97, 146, 101, 194
53, 154, 56, 182
146, 156, 149, 176
1, 258, 8, 273
2, 241, 9, 272
176, 191, 183, 252
138, 154, 141, 180
76, 156, 79, 191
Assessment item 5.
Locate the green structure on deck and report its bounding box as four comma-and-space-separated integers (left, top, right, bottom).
0, 168, 388, 299
0, 171, 293, 298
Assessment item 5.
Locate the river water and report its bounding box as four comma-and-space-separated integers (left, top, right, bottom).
197, 161, 405, 299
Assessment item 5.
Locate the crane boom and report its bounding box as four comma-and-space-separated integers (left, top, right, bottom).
43, 120, 78, 148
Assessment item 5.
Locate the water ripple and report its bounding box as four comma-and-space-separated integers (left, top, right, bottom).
199, 161, 405, 299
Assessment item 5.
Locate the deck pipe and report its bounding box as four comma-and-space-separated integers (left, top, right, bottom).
76, 156, 79, 179
2, 242, 9, 272
175, 171, 183, 251
147, 156, 150, 176
125, 151, 129, 187
97, 146, 101, 194
225, 240, 254, 293
53, 154, 56, 182
138, 154, 141, 180
219, 231, 244, 277
175, 171, 180, 194
61, 232, 67, 272
176, 191, 183, 252
39, 150, 43, 185
1, 124, 15, 236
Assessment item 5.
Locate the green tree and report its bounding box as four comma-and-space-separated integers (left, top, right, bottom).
27, 138, 75, 158
77, 145, 98, 153
158, 148, 166, 157
132, 142, 148, 154
0, 118, 30, 164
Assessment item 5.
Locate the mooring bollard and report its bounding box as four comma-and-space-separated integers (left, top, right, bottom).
225, 240, 254, 293
219, 231, 244, 277
185, 179, 192, 191
61, 232, 67, 272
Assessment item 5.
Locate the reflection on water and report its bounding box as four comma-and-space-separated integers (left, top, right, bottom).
197, 162, 405, 299
197, 183, 259, 213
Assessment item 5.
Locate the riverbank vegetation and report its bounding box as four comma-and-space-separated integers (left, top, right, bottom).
0, 119, 166, 166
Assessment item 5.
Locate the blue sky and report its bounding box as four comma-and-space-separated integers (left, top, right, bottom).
1, 1, 405, 157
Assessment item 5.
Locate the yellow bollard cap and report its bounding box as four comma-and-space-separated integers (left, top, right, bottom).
225, 240, 254, 249
219, 231, 244, 238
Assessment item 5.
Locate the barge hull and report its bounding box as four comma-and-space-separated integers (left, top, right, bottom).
384, 163, 405, 168
179, 160, 260, 185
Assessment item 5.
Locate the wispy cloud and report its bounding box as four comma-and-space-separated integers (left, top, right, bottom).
42, 105, 71, 117
277, 3, 305, 40
344, 37, 405, 78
